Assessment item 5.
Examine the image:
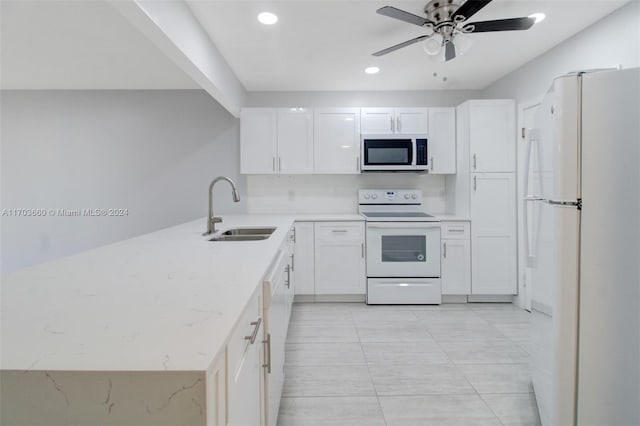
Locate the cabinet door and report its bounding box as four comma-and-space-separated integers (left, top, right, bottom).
314, 222, 366, 294
428, 107, 456, 174
263, 253, 287, 426
396, 107, 429, 134
469, 100, 516, 173
441, 239, 471, 295
470, 173, 517, 294
361, 108, 394, 134
206, 353, 226, 426
277, 108, 313, 174
241, 108, 277, 174
314, 108, 361, 174
227, 287, 263, 426
293, 222, 315, 295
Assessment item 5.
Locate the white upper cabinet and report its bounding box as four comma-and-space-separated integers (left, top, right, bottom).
428, 107, 456, 174
360, 108, 395, 134
395, 108, 429, 134
277, 108, 313, 174
468, 100, 516, 173
241, 108, 277, 174
241, 108, 313, 174
314, 108, 361, 174
361, 107, 429, 134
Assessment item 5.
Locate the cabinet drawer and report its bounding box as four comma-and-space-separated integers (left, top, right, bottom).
441, 221, 470, 239
314, 222, 364, 242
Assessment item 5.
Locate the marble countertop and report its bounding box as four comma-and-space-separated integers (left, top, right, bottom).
435, 215, 471, 222
1, 215, 296, 372
293, 213, 365, 222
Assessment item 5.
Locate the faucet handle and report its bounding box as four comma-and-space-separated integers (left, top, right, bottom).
212, 216, 223, 224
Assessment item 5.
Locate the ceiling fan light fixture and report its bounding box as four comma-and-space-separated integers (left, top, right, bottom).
257, 12, 278, 25
453, 33, 473, 56
528, 13, 546, 24
423, 33, 443, 55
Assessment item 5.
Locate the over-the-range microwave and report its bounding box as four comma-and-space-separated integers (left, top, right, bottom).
360, 134, 428, 172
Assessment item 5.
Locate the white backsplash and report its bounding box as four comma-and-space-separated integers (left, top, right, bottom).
246, 174, 446, 214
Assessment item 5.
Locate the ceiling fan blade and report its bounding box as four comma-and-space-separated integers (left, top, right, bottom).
463, 17, 536, 33
445, 42, 456, 61
372, 35, 431, 57
451, 0, 493, 22
376, 6, 433, 27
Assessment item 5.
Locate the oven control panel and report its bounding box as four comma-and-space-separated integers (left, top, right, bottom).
358, 189, 422, 204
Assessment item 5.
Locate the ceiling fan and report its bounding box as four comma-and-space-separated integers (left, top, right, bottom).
373, 0, 536, 61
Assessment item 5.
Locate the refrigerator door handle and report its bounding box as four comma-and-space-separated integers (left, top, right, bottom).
523, 129, 541, 268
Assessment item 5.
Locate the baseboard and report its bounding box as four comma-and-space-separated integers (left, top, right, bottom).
467, 294, 515, 303
293, 294, 366, 303
441, 295, 468, 303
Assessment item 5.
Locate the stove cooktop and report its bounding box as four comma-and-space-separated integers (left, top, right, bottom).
360, 211, 440, 222
361, 212, 435, 218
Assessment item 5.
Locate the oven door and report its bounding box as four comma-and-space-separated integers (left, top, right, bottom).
361, 138, 415, 170
366, 222, 441, 278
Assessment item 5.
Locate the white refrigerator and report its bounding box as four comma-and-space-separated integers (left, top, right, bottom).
525, 68, 639, 426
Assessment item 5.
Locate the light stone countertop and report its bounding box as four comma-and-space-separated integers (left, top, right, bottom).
1, 215, 296, 372
293, 213, 365, 222
435, 215, 471, 222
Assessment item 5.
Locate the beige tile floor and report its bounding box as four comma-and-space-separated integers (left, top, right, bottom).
277, 302, 540, 426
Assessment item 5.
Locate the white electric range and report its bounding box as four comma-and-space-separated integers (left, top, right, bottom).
359, 189, 442, 305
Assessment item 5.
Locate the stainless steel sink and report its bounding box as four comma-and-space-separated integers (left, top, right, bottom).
208, 227, 276, 242
221, 227, 276, 236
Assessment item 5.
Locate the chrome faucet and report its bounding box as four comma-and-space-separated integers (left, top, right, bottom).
204, 176, 240, 235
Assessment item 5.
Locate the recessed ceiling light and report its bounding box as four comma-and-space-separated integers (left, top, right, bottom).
529, 13, 546, 24
365, 66, 380, 74
258, 12, 278, 25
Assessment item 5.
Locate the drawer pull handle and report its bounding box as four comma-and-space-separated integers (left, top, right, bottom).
244, 318, 262, 344
443, 242, 447, 258
262, 333, 271, 374
332, 230, 348, 233
448, 229, 465, 232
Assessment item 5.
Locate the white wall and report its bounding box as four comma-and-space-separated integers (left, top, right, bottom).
0, 90, 244, 273
482, 1, 640, 102
246, 174, 446, 214
246, 90, 481, 108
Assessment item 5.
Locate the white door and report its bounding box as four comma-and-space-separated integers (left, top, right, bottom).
277, 108, 313, 174
360, 108, 394, 134
395, 107, 429, 134
314, 222, 365, 294
441, 239, 471, 295
365, 222, 441, 278
469, 100, 516, 173
314, 108, 361, 174
428, 107, 456, 174
517, 98, 542, 310
470, 172, 517, 294
293, 222, 315, 295
241, 108, 277, 174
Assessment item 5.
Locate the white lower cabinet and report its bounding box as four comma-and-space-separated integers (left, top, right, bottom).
441, 221, 471, 295
262, 250, 290, 426
292, 222, 315, 295
206, 353, 226, 426
227, 285, 264, 426
314, 222, 366, 295
470, 173, 517, 294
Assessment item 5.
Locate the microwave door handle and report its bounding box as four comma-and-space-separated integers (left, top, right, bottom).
412, 140, 417, 167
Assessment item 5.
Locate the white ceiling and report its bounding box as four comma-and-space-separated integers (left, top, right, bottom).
187, 0, 629, 91
0, 1, 199, 89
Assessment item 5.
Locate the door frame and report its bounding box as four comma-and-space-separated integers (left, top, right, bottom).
515, 95, 543, 311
